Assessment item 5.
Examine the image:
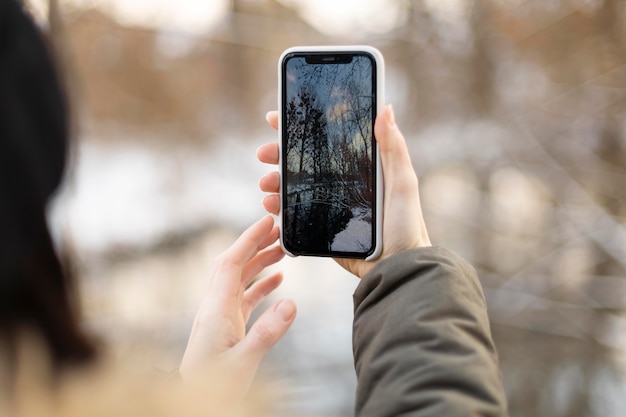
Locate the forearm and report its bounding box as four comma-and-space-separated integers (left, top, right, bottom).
352, 246, 508, 417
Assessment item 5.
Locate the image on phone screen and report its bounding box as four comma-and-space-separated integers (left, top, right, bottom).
281, 50, 378, 258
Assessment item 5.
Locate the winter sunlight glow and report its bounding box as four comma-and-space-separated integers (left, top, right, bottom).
29, 0, 408, 36
278, 0, 404, 36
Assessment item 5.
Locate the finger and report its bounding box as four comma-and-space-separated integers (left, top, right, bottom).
259, 171, 280, 193
257, 142, 279, 165
374, 105, 432, 256
209, 216, 276, 299
262, 194, 280, 215
374, 105, 418, 190
241, 272, 284, 322
265, 111, 278, 130
221, 216, 275, 266
242, 244, 285, 287
257, 225, 279, 252
236, 299, 296, 367
375, 104, 413, 167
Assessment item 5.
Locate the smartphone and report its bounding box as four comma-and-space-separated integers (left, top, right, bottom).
278, 46, 384, 260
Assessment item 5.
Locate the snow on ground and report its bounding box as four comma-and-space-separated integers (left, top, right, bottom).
48, 136, 270, 255
331, 207, 371, 252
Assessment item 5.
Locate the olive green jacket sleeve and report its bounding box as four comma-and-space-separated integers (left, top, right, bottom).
353, 246, 508, 417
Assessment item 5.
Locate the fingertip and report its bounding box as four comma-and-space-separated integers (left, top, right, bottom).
267, 269, 284, 284
265, 111, 279, 130
257, 142, 280, 165
258, 172, 270, 191
251, 215, 274, 237
261, 214, 275, 227
375, 104, 395, 142
268, 242, 286, 262
263, 194, 280, 216
257, 142, 274, 158
274, 299, 297, 322
386, 104, 396, 127
376, 103, 412, 159
259, 171, 280, 193
242, 299, 296, 358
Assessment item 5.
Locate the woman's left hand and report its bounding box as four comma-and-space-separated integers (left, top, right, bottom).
180, 216, 296, 399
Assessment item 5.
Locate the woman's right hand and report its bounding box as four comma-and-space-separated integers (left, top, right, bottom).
257, 105, 432, 278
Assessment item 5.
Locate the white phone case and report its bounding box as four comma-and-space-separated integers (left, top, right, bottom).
278, 45, 384, 261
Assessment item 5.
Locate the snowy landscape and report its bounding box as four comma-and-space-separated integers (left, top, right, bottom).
331, 207, 372, 252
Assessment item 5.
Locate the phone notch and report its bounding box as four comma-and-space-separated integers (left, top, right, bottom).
304, 54, 354, 64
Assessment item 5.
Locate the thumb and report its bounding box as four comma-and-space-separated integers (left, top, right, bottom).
375, 104, 418, 191
239, 299, 296, 366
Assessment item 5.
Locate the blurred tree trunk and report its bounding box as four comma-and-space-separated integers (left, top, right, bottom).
397, 0, 432, 127
467, 0, 494, 115
588, 0, 626, 268
223, 0, 259, 131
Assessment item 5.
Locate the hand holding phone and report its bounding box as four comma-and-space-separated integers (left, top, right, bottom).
278, 46, 384, 260
260, 105, 432, 278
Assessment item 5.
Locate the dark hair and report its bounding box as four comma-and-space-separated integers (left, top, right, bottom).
0, 0, 96, 370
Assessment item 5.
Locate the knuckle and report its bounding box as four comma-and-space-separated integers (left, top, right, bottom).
251, 322, 276, 347
214, 252, 235, 270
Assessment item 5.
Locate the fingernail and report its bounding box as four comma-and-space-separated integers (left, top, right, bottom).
265, 112, 272, 123
387, 104, 396, 127
275, 300, 296, 321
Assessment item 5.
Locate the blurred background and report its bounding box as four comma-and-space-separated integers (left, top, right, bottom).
26, 0, 626, 415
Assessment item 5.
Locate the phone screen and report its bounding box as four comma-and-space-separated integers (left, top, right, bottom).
281, 50, 378, 258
